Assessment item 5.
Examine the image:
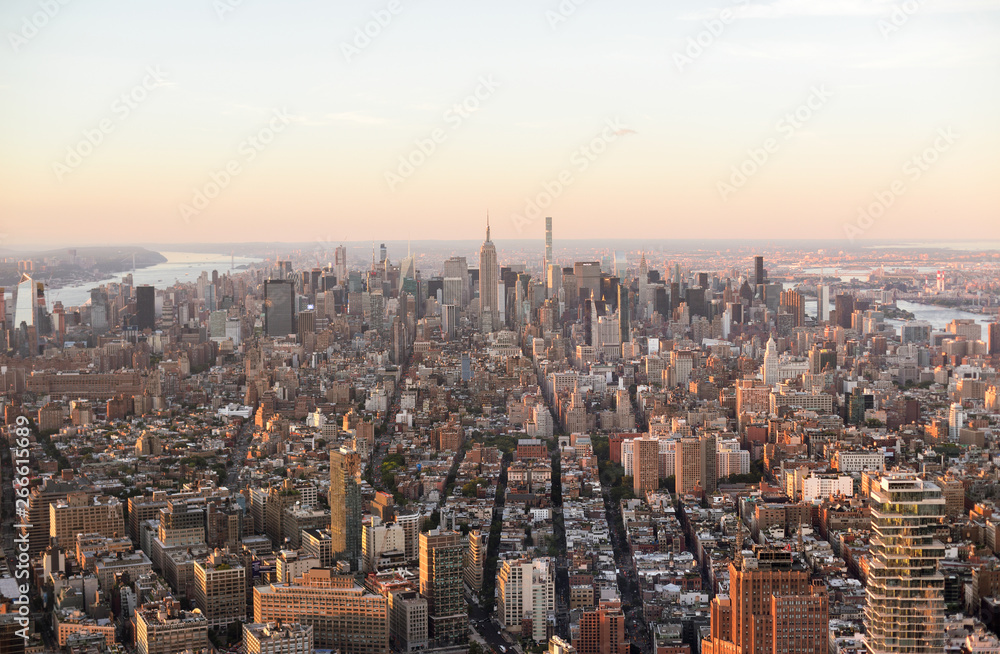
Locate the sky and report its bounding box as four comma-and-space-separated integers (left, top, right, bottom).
1, 0, 998, 249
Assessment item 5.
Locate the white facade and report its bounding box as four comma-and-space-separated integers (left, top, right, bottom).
834, 450, 885, 473
497, 557, 555, 642
716, 439, 750, 479
801, 474, 854, 502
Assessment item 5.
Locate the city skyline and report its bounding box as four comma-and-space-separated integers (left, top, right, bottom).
2, 0, 999, 245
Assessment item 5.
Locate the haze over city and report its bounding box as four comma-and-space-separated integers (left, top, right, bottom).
2, 0, 1000, 246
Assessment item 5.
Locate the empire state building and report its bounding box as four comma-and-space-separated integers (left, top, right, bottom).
479, 218, 499, 333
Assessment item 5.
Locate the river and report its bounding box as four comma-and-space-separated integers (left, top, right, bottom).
46, 251, 264, 307
804, 299, 995, 332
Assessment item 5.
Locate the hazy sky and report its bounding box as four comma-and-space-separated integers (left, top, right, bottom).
1, 0, 998, 249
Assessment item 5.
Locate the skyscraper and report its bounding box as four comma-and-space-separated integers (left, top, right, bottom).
988, 322, 1000, 355
864, 473, 946, 654
617, 282, 629, 343
136, 285, 155, 330
479, 218, 499, 333
13, 273, 34, 328
330, 449, 362, 570
419, 529, 466, 646
264, 279, 295, 336
544, 216, 553, 274
700, 432, 717, 495
702, 545, 828, 654
754, 255, 766, 287
633, 436, 659, 495
676, 438, 702, 496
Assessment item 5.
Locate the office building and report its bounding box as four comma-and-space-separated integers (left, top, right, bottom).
254, 568, 389, 654
243, 623, 314, 654
497, 557, 555, 642
464, 529, 485, 593
264, 279, 295, 336
330, 449, 363, 570
135, 598, 210, 654
389, 589, 429, 652
136, 284, 155, 330
193, 548, 247, 629
49, 492, 125, 548
419, 529, 466, 645
864, 474, 946, 654
479, 219, 499, 333
545, 216, 553, 274
702, 545, 829, 654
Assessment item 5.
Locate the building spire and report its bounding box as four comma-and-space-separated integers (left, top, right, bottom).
486, 211, 491, 242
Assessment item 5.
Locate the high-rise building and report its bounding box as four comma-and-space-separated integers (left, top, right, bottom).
633, 436, 659, 495
835, 294, 855, 329
779, 289, 805, 328
754, 256, 766, 287
135, 598, 210, 654
135, 284, 155, 330
702, 545, 828, 654
264, 279, 295, 336
329, 449, 362, 570
193, 548, 247, 629
988, 322, 1000, 356
617, 282, 629, 343
49, 492, 125, 548
675, 437, 702, 496
254, 568, 389, 654
362, 515, 406, 573
464, 529, 485, 593
13, 273, 35, 328
389, 589, 429, 652
762, 336, 778, 385
419, 529, 466, 646
544, 216, 553, 275
479, 219, 499, 333
571, 601, 627, 654
864, 473, 946, 654
497, 557, 555, 643
700, 432, 717, 495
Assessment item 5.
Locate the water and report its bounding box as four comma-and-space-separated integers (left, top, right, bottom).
890, 300, 996, 332
46, 251, 264, 307
804, 299, 993, 332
